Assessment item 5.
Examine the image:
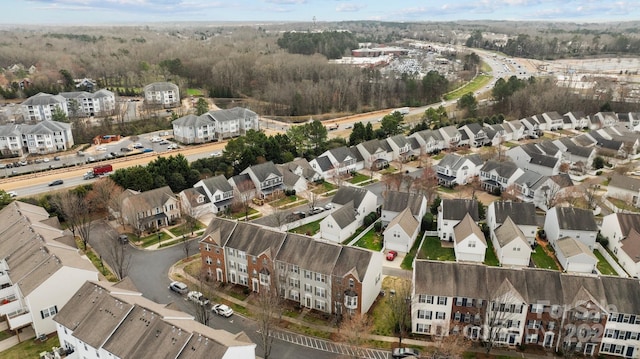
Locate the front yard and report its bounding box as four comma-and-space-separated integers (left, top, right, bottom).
288, 219, 323, 236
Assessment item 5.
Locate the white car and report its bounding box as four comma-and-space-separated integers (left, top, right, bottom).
212, 304, 233, 317
187, 291, 210, 306
168, 281, 188, 294
210, 151, 222, 157
6, 191, 17, 198
96, 146, 107, 151
324, 203, 334, 210
150, 137, 162, 143
167, 143, 179, 150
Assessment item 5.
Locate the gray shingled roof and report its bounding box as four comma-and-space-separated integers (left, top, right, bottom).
332, 246, 374, 281
613, 213, 640, 239
200, 218, 238, 247
383, 191, 424, 216
332, 187, 372, 209
328, 201, 356, 229
358, 139, 391, 155
556, 237, 596, 259
276, 233, 342, 273
206, 107, 257, 123
172, 114, 213, 128
441, 198, 479, 221
124, 186, 175, 213
454, 213, 486, 245
481, 161, 520, 178
554, 207, 598, 231
314, 156, 333, 172
144, 82, 178, 92
22, 92, 66, 106
225, 222, 286, 257
200, 175, 233, 194
609, 174, 640, 192
329, 146, 356, 162
245, 161, 282, 182
528, 152, 559, 168
494, 217, 528, 247
181, 187, 210, 208
491, 201, 538, 226
386, 207, 419, 236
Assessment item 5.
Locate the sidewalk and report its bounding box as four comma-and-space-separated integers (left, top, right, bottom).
169, 260, 559, 358
145, 227, 206, 250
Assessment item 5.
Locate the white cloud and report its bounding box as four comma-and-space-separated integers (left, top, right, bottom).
336, 3, 364, 12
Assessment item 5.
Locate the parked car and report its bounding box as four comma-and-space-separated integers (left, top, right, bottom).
96, 145, 107, 151
168, 281, 188, 294
324, 203, 334, 210
6, 191, 17, 198
212, 304, 234, 317
292, 211, 306, 219
0, 164, 5, 169
42, 157, 50, 163
187, 291, 210, 306
48, 179, 64, 186
309, 207, 324, 215
18, 160, 28, 166
252, 197, 264, 206
141, 148, 154, 153
87, 156, 96, 163
210, 151, 222, 157
386, 250, 398, 261
392, 348, 420, 358
121, 147, 132, 152
77, 151, 85, 157
118, 234, 129, 244
132, 143, 144, 149
159, 140, 170, 145
150, 137, 162, 143
167, 143, 179, 150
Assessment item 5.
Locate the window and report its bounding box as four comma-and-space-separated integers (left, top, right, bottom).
454, 311, 461, 321
418, 294, 427, 303
292, 265, 299, 274
205, 256, 212, 265
40, 305, 58, 319
417, 310, 432, 320
204, 244, 211, 251
531, 304, 544, 313
437, 297, 447, 305
345, 295, 357, 308
526, 334, 538, 344
349, 278, 355, 288
416, 323, 431, 333
436, 312, 445, 320
426, 295, 434, 304
468, 241, 476, 248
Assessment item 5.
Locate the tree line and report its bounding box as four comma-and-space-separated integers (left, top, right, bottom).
276, 31, 358, 59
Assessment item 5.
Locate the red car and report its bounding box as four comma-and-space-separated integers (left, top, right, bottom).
386, 250, 398, 261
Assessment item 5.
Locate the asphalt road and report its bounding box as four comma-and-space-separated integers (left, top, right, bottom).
89, 220, 344, 359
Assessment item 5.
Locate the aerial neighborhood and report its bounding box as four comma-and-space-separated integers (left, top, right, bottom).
3, 18, 640, 359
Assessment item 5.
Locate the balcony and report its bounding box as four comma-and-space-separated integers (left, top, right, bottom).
7, 309, 32, 330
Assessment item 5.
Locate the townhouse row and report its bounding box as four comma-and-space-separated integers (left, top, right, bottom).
412, 260, 640, 358
0, 120, 74, 156
199, 218, 383, 316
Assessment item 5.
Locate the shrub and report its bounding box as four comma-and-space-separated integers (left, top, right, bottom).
374, 221, 382, 232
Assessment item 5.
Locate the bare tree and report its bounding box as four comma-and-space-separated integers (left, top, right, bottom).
583, 177, 602, 210
55, 191, 92, 249
105, 229, 131, 280
416, 163, 438, 205
385, 279, 412, 347
86, 177, 124, 214
481, 290, 523, 354
232, 179, 256, 221
255, 269, 283, 359
500, 184, 520, 202
338, 312, 372, 358
190, 267, 213, 326
432, 332, 470, 359
306, 189, 320, 211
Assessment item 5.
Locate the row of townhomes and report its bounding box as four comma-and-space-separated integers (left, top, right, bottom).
172, 107, 260, 144
21, 90, 116, 121
412, 260, 640, 358
0, 121, 74, 156
55, 280, 256, 359
199, 218, 383, 316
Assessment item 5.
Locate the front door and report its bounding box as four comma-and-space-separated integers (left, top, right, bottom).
252, 279, 259, 293
216, 268, 223, 282
626, 346, 635, 358
543, 332, 554, 347
305, 296, 312, 308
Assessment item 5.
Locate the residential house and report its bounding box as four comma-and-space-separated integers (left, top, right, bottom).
143, 82, 179, 108
437, 198, 479, 242
600, 213, 640, 277
119, 186, 181, 233
381, 190, 427, 225
531, 115, 548, 131
438, 125, 461, 149
172, 107, 259, 144
314, 146, 364, 178
593, 112, 618, 128
530, 174, 575, 211
412, 260, 640, 357
386, 135, 415, 162
588, 131, 625, 157
520, 117, 541, 137
607, 175, 640, 208
193, 175, 234, 214
356, 139, 393, 170
435, 153, 483, 187
491, 217, 532, 267
239, 161, 283, 198
484, 124, 505, 146
178, 187, 211, 219
73, 77, 97, 91
410, 129, 445, 154
275, 233, 342, 314
604, 126, 640, 156
0, 124, 24, 157
0, 202, 98, 338
227, 173, 256, 201
277, 164, 308, 194
573, 133, 597, 148
479, 161, 525, 193
59, 89, 116, 117
459, 123, 488, 147
513, 170, 546, 204
553, 237, 598, 274
541, 111, 564, 131
331, 187, 378, 226
199, 218, 383, 315
504, 120, 525, 140
552, 138, 596, 171
54, 281, 256, 359
453, 213, 486, 263
320, 202, 358, 243
543, 207, 598, 250
280, 158, 322, 183
384, 208, 420, 254
486, 201, 538, 245
506, 144, 560, 176
21, 92, 68, 121
563, 111, 589, 129
309, 155, 335, 179
223, 221, 286, 293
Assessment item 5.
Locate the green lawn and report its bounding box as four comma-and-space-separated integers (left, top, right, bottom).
432, 153, 445, 160
187, 88, 204, 96
289, 219, 323, 236
169, 222, 205, 237
401, 233, 424, 270
353, 228, 383, 251
342, 225, 369, 244
380, 166, 397, 175
444, 74, 492, 100
484, 239, 500, 267
139, 231, 173, 248
312, 181, 337, 194
230, 208, 259, 219
437, 186, 457, 194
594, 249, 618, 276
502, 141, 518, 148
349, 173, 370, 184
0, 335, 59, 359
531, 247, 560, 270
76, 238, 118, 281
270, 195, 300, 207
418, 236, 456, 261
608, 197, 640, 212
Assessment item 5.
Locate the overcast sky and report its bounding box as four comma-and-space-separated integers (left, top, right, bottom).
3, 0, 639, 25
